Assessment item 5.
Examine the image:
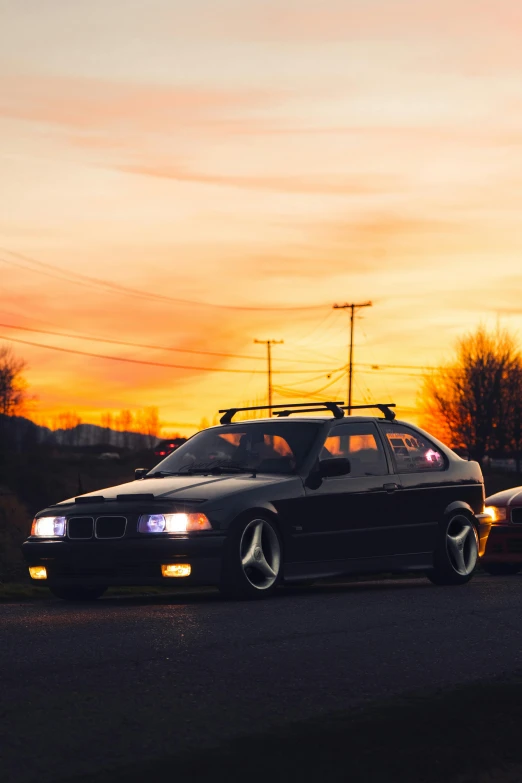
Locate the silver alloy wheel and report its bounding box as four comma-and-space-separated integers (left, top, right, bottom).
446, 516, 478, 576
240, 518, 281, 590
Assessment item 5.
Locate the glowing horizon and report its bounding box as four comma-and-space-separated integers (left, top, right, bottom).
2, 0, 522, 436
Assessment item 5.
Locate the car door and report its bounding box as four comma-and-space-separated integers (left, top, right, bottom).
295, 421, 401, 565
378, 422, 447, 555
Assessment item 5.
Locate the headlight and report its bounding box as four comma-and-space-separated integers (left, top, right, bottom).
138, 513, 212, 533
31, 516, 66, 537
484, 506, 507, 522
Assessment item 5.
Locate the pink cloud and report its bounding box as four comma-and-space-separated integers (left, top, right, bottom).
0, 72, 274, 134
118, 163, 398, 195
206, 0, 519, 43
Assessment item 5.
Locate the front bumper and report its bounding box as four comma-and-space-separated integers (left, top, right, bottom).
22, 534, 226, 586
481, 525, 522, 562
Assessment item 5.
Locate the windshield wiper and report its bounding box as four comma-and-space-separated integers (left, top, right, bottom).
147, 470, 187, 478
186, 465, 251, 475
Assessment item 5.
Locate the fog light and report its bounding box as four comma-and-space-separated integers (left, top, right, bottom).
161, 563, 191, 578
29, 566, 47, 580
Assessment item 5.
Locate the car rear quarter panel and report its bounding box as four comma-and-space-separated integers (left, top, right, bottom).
395, 458, 484, 515
381, 423, 485, 518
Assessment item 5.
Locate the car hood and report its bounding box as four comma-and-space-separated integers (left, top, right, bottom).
486, 486, 522, 506
57, 473, 297, 505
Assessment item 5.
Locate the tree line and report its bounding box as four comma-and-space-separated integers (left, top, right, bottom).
0, 345, 161, 445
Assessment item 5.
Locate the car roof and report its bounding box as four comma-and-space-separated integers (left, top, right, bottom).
207, 416, 406, 427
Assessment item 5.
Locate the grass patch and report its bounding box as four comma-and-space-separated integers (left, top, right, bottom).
0, 582, 52, 600
64, 674, 522, 783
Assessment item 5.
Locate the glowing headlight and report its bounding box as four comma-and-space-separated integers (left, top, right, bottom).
31, 516, 66, 537
484, 506, 507, 522
138, 513, 212, 533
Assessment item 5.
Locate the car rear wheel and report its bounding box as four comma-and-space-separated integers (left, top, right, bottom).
482, 562, 520, 576
427, 514, 479, 586
219, 515, 282, 599
48, 585, 108, 601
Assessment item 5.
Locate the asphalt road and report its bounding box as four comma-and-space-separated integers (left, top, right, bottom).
2, 574, 522, 783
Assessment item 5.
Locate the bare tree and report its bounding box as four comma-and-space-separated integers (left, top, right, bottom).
504, 363, 522, 471
114, 410, 134, 448
0, 346, 28, 416
420, 325, 522, 464
100, 412, 114, 446
135, 407, 160, 448
115, 410, 133, 432
53, 412, 83, 446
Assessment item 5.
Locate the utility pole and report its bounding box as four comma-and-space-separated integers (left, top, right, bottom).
254, 339, 284, 415
333, 302, 372, 414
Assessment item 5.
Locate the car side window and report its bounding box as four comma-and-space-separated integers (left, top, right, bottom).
380, 424, 445, 473
320, 423, 388, 477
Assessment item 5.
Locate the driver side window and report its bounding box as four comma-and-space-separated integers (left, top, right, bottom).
320, 424, 388, 477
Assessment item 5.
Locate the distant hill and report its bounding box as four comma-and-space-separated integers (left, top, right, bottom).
0, 414, 158, 451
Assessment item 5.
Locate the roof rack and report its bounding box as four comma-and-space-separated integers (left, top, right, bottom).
341, 403, 396, 421
218, 401, 345, 424
273, 405, 344, 418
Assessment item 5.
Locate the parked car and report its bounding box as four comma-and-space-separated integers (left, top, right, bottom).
22, 402, 489, 601
153, 437, 187, 458
481, 486, 522, 574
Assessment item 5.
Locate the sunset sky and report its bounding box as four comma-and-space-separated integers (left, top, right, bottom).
1, 0, 522, 435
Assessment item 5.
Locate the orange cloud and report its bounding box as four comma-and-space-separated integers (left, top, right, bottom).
118, 163, 398, 195
0, 72, 274, 134
204, 0, 513, 43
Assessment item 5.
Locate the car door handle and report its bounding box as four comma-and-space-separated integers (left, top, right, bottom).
383, 483, 400, 493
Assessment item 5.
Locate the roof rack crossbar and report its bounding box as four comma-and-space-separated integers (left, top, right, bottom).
273, 405, 344, 418
341, 403, 396, 421
218, 401, 345, 424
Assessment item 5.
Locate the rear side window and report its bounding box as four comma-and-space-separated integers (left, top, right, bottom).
380, 424, 445, 473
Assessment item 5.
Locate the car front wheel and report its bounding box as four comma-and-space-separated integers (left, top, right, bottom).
48, 585, 108, 601
482, 562, 520, 576
219, 515, 282, 599
427, 514, 479, 586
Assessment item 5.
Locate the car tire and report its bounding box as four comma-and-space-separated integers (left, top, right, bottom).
427, 513, 479, 586
482, 563, 520, 576
219, 515, 283, 599
48, 585, 108, 601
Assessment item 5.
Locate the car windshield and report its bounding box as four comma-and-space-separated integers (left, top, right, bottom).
151, 421, 323, 475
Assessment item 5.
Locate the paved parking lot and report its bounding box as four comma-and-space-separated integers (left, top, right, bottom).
2, 574, 522, 783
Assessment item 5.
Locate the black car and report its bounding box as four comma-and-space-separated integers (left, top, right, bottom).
22, 402, 490, 601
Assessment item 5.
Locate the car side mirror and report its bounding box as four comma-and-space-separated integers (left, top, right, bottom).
306, 457, 351, 489
135, 468, 149, 480
319, 458, 351, 478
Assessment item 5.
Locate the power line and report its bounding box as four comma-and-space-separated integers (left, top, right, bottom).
291, 310, 338, 348
0, 319, 329, 365
0, 249, 328, 312
273, 365, 349, 401
356, 362, 435, 371
364, 370, 429, 378
0, 333, 342, 374
272, 370, 339, 388
0, 334, 261, 373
